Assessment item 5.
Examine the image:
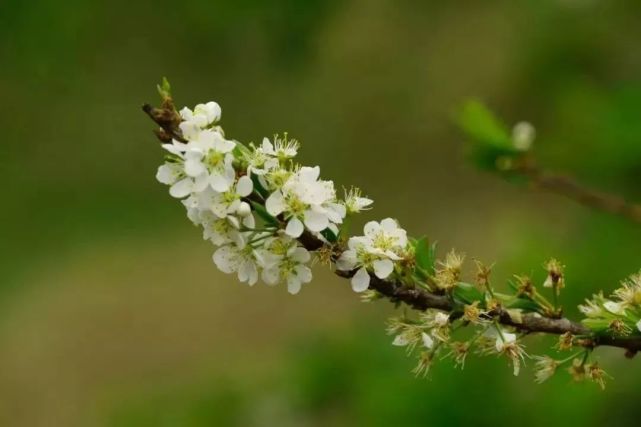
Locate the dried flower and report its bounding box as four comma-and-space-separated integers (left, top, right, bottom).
533, 356, 559, 383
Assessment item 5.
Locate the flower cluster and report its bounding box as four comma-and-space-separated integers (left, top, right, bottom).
336, 218, 409, 292
579, 271, 641, 336
156, 100, 383, 294
149, 90, 626, 388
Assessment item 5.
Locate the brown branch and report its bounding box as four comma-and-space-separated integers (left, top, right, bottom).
517, 161, 641, 224
143, 103, 641, 356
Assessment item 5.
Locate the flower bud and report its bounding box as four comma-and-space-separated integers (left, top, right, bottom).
236, 201, 252, 217
512, 121, 535, 151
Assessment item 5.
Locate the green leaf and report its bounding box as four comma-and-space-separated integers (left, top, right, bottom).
452, 282, 483, 305
414, 237, 436, 276
457, 99, 512, 149
249, 200, 279, 226
249, 174, 269, 198
414, 237, 429, 269
320, 227, 338, 243
456, 100, 521, 172
157, 76, 172, 99
503, 297, 542, 312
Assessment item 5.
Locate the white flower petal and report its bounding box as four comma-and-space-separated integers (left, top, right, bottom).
304, 210, 329, 232
169, 178, 193, 198
363, 221, 381, 236
336, 251, 357, 271
392, 334, 409, 346
351, 267, 370, 293
287, 277, 302, 295
291, 247, 311, 263
261, 267, 279, 285
285, 218, 304, 238
298, 166, 320, 183
213, 246, 238, 274
265, 191, 286, 216
236, 201, 252, 217
156, 164, 179, 184
236, 175, 253, 197
380, 218, 398, 232
295, 265, 313, 284
209, 173, 232, 193
421, 332, 434, 349
184, 159, 205, 177
637, 319, 641, 333
373, 259, 394, 279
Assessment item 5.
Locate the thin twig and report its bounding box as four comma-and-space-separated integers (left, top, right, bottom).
517, 161, 641, 224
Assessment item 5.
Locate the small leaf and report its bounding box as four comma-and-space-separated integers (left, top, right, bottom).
457, 99, 512, 149
503, 298, 541, 312
320, 227, 338, 243
249, 174, 269, 198
157, 76, 172, 99
414, 237, 430, 270
249, 200, 279, 225
457, 100, 521, 172
452, 282, 483, 305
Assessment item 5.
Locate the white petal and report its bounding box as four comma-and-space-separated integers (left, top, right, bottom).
238, 260, 258, 286
265, 191, 286, 216
261, 137, 274, 153
285, 218, 304, 238
242, 213, 255, 228
291, 247, 311, 263
380, 218, 398, 232
421, 332, 434, 349
304, 210, 329, 232
351, 267, 370, 293
192, 174, 209, 192
604, 301, 624, 315
156, 164, 179, 184
208, 172, 230, 192
637, 319, 641, 332
392, 334, 409, 346
214, 137, 236, 153
336, 251, 357, 271
373, 259, 394, 279
203, 101, 221, 123
184, 158, 206, 177
294, 265, 313, 283
298, 166, 320, 183
363, 221, 381, 236
213, 246, 238, 274
261, 267, 279, 285
236, 175, 253, 197
236, 201, 252, 217
169, 178, 193, 198
287, 277, 302, 295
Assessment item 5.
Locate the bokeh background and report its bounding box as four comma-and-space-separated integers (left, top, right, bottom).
2, 0, 641, 425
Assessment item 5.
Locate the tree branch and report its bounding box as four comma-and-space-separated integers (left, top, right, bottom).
144, 101, 641, 358
516, 160, 641, 224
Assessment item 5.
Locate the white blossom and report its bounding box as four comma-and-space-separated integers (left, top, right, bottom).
512, 121, 535, 152
343, 187, 373, 214
205, 175, 254, 218
182, 129, 237, 192
265, 166, 344, 238
179, 101, 222, 139
200, 210, 253, 246
213, 240, 260, 286
336, 218, 407, 292
260, 236, 313, 294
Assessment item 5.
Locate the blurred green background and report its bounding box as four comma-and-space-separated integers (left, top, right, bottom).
2, 0, 641, 425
